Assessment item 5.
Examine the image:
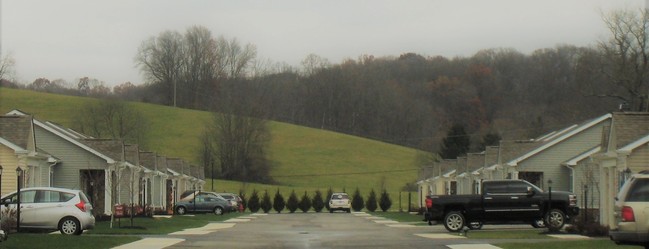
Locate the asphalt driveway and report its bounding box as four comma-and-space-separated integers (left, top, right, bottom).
158, 212, 525, 249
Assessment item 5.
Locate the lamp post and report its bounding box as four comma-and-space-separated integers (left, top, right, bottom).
547, 179, 553, 212
584, 184, 588, 223
0, 165, 3, 230
16, 167, 22, 233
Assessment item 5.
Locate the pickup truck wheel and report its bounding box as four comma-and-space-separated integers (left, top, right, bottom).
531, 219, 546, 228
545, 209, 565, 232
443, 211, 466, 232
468, 221, 483, 230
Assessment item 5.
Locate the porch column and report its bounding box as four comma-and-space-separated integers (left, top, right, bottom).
104, 168, 113, 215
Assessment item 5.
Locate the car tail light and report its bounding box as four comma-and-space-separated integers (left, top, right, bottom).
621, 206, 635, 222
75, 200, 87, 212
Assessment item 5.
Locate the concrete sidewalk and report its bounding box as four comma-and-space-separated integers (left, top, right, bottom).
112, 238, 185, 249
112, 214, 261, 248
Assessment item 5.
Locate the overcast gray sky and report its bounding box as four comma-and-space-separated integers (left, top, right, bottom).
1, 0, 644, 86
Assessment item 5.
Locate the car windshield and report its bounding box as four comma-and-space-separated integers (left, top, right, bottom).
332, 194, 348, 200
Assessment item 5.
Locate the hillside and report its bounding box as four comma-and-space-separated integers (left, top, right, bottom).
0, 87, 420, 195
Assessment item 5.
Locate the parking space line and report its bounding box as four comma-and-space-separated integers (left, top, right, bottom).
415, 233, 466, 239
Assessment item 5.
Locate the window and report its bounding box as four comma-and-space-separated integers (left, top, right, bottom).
484, 182, 507, 194
508, 182, 530, 193
626, 179, 649, 202
19, 191, 36, 203
39, 191, 74, 203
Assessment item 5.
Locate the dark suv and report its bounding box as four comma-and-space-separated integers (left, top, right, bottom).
610, 170, 649, 248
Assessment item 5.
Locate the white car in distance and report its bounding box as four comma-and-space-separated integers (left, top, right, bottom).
329, 192, 351, 213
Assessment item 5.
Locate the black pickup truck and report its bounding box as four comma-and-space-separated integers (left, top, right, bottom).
427, 179, 579, 232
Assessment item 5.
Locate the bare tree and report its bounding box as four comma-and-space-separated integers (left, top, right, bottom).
0, 53, 14, 81
135, 30, 185, 107
594, 8, 649, 111
181, 26, 221, 108
202, 80, 273, 183
219, 37, 257, 79
74, 99, 149, 149
301, 54, 330, 76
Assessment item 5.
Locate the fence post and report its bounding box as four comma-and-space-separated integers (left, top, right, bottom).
408, 191, 411, 212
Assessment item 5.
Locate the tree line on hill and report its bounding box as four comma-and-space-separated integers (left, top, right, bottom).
2, 8, 648, 183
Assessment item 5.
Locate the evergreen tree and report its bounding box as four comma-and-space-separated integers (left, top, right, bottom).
260, 190, 272, 213
379, 189, 392, 212
365, 189, 378, 212
286, 190, 299, 213
273, 189, 286, 213
325, 188, 333, 211
479, 132, 501, 151
312, 190, 325, 212
440, 123, 470, 159
248, 190, 260, 213
351, 188, 364, 212
298, 191, 312, 213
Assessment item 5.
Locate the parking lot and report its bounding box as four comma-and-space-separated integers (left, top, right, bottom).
127, 212, 592, 249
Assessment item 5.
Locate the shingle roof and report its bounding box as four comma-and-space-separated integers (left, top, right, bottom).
484, 146, 499, 167
139, 151, 157, 170
79, 139, 124, 161
611, 112, 649, 150
0, 115, 33, 150
506, 114, 611, 167
467, 153, 485, 172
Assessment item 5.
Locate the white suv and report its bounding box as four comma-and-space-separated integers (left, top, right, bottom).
1, 187, 95, 235
610, 170, 649, 248
329, 193, 351, 213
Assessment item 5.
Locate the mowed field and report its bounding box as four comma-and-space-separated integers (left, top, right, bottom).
0, 87, 421, 207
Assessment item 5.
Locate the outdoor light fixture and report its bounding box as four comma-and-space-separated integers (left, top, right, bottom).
0, 165, 3, 229
623, 168, 632, 181
0, 165, 3, 195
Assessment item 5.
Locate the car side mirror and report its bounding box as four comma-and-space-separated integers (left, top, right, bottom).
526, 187, 535, 197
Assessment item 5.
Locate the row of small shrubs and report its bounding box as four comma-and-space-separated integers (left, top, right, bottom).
241, 188, 392, 213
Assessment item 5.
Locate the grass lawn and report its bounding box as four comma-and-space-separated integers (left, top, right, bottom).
0, 234, 139, 249
497, 239, 640, 249
1, 88, 422, 210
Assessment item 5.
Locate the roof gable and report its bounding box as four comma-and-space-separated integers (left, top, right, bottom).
7, 110, 116, 164
507, 114, 611, 166
610, 112, 649, 151
618, 132, 649, 154
0, 115, 33, 150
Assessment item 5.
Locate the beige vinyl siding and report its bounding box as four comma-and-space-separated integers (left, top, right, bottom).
117, 167, 136, 204
152, 175, 163, 208
627, 143, 649, 173
0, 145, 20, 196
572, 161, 601, 209
34, 126, 107, 190
516, 121, 608, 192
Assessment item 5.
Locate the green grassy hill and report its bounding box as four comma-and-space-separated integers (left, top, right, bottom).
0, 87, 421, 207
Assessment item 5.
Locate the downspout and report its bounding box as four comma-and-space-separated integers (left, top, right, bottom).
48, 160, 58, 187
